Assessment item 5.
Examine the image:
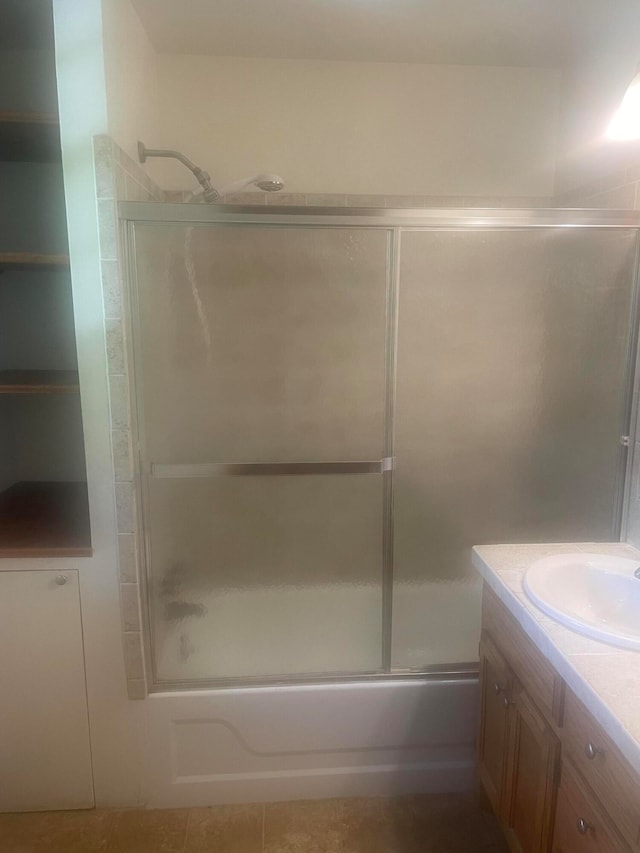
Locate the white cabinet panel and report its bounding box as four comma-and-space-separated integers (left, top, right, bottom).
0, 570, 93, 811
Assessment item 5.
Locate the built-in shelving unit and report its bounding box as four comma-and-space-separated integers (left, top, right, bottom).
0, 111, 60, 162
0, 252, 69, 271
0, 482, 91, 557
0, 370, 80, 395
0, 2, 91, 557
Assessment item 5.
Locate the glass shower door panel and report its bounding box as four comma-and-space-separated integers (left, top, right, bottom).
133, 224, 388, 463
149, 474, 383, 681
131, 223, 389, 681
392, 228, 636, 669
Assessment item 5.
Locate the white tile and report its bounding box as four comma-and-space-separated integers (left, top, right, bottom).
346, 194, 386, 207
105, 318, 126, 375
122, 632, 145, 680
121, 583, 141, 631
115, 482, 135, 534
101, 260, 122, 319
112, 429, 133, 482
223, 192, 266, 205
383, 195, 432, 208
108, 375, 130, 430
124, 174, 147, 202
97, 199, 117, 260
306, 194, 346, 207
266, 193, 305, 206
94, 147, 115, 199
118, 533, 138, 584
127, 679, 147, 700
114, 164, 127, 201
542, 619, 615, 656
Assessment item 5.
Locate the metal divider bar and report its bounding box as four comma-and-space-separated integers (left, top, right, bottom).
151, 459, 393, 478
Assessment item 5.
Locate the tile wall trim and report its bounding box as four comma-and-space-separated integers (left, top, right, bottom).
92, 135, 164, 699
165, 189, 552, 208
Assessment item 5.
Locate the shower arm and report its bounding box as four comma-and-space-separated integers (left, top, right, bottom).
137, 141, 220, 202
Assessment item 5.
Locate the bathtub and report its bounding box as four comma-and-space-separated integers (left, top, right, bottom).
142, 676, 478, 807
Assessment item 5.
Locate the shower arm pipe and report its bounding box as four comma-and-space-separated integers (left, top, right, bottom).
137, 141, 220, 202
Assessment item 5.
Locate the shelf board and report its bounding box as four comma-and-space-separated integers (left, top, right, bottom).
0, 252, 70, 272
0, 252, 69, 272
0, 111, 61, 162
0, 370, 80, 395
0, 481, 91, 558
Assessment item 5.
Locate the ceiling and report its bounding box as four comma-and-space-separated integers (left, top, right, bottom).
131, 0, 640, 67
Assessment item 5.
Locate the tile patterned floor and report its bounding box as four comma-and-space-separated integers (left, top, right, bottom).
0, 793, 508, 852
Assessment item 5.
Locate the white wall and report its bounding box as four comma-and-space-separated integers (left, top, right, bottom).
52, 0, 149, 807
555, 5, 640, 195
153, 55, 561, 197
102, 0, 160, 177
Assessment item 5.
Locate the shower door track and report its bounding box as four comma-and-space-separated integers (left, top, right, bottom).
120, 203, 640, 692
120, 203, 640, 230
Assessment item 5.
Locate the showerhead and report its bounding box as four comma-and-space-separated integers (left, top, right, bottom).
137, 142, 285, 202
216, 173, 285, 197
254, 174, 285, 193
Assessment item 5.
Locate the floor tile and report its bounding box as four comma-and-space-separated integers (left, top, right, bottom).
0, 809, 115, 853
338, 797, 411, 853
106, 808, 188, 853
405, 793, 509, 852
264, 799, 342, 853
184, 804, 263, 852
0, 794, 509, 853
338, 794, 508, 853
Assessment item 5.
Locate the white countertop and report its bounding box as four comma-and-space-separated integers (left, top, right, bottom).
472, 542, 640, 778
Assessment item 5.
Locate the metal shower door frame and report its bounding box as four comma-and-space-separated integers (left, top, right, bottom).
120, 202, 640, 692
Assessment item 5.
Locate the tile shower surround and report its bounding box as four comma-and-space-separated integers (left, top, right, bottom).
93, 135, 164, 700
93, 133, 640, 696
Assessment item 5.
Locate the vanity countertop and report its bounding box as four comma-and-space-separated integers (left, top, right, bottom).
472, 541, 640, 778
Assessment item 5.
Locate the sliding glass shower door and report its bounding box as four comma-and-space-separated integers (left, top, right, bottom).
125, 208, 638, 686
131, 224, 391, 682
392, 228, 637, 669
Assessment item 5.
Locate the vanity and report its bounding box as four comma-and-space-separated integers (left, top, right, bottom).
473, 544, 640, 853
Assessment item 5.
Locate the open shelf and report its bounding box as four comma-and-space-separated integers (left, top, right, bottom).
0, 370, 79, 395
0, 481, 91, 557
0, 252, 70, 271
0, 112, 61, 162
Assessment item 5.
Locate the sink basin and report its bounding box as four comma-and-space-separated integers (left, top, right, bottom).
523, 553, 640, 650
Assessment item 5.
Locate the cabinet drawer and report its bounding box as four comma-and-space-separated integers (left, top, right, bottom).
563, 689, 640, 851
482, 585, 563, 725
553, 760, 627, 853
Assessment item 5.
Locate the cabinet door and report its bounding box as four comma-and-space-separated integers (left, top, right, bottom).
0, 570, 93, 811
552, 760, 626, 853
477, 633, 512, 814
502, 684, 559, 853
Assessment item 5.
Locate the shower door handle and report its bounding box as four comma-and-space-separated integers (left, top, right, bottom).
150, 459, 394, 478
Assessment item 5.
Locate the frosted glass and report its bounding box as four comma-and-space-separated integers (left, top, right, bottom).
133, 224, 388, 463
392, 228, 636, 669
148, 475, 383, 681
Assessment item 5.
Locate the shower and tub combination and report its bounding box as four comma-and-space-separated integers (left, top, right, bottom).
119, 188, 640, 804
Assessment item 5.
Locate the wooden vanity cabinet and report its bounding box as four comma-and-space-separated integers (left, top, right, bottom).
501, 682, 560, 853
478, 634, 512, 815
478, 627, 559, 853
553, 760, 623, 853
478, 584, 640, 853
